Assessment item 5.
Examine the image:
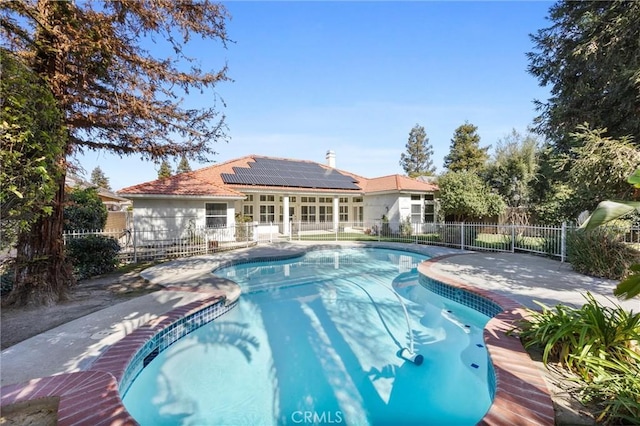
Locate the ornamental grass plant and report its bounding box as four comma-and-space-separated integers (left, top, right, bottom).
517, 293, 640, 424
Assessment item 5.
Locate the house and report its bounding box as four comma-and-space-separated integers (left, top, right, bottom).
117, 151, 438, 238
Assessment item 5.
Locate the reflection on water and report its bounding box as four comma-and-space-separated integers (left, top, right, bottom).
123, 248, 492, 425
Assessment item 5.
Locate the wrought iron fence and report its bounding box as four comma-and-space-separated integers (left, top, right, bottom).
62, 221, 640, 265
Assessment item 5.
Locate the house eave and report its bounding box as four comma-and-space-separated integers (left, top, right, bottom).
118, 193, 245, 200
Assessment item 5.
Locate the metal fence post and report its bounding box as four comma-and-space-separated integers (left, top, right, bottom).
132, 228, 137, 264
561, 221, 567, 263
511, 224, 515, 253
460, 223, 465, 250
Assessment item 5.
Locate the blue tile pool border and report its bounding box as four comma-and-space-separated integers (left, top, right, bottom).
117, 298, 238, 395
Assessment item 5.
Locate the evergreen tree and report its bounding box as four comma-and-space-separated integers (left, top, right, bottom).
399, 124, 436, 177
176, 155, 192, 174
1, 1, 230, 305
528, 1, 640, 151
443, 122, 489, 173
158, 160, 173, 179
89, 166, 111, 190
485, 130, 539, 208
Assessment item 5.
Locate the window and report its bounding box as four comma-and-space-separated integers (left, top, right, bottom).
259, 205, 275, 223
411, 204, 422, 224
301, 196, 316, 203
245, 195, 254, 202
339, 197, 348, 203
259, 195, 275, 202
279, 206, 296, 222
243, 205, 253, 221
339, 205, 348, 221
319, 206, 333, 222
353, 206, 363, 226
205, 203, 227, 228
424, 204, 435, 223
424, 193, 434, 201
301, 205, 316, 222
353, 197, 363, 203
411, 194, 421, 201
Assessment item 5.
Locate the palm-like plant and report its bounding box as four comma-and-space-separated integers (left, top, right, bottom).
580, 168, 640, 299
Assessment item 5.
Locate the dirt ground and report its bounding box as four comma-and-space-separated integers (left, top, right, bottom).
0, 265, 163, 350
0, 268, 597, 425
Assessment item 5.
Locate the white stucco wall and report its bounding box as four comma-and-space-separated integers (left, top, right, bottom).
363, 194, 399, 223
131, 198, 235, 232
397, 196, 413, 223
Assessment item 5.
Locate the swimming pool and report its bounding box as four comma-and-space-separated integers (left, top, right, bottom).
122, 247, 493, 425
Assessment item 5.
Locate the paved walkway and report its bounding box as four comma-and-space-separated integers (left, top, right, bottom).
427, 250, 638, 312
1, 242, 636, 388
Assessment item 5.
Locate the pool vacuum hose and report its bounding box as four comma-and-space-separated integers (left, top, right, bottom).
383, 282, 424, 366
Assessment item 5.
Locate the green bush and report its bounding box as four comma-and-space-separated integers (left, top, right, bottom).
567, 227, 640, 280
0, 258, 15, 295
400, 217, 413, 237
65, 235, 120, 279
64, 187, 108, 231
517, 293, 640, 424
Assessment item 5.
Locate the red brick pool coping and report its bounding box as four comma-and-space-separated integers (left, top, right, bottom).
1, 252, 554, 425
0, 293, 226, 426
419, 254, 555, 425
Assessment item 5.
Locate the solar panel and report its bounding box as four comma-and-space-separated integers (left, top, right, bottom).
221, 158, 360, 190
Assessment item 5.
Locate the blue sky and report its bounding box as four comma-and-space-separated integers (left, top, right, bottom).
76, 1, 554, 191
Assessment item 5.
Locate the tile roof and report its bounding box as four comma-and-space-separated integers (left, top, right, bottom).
118, 155, 437, 196
364, 174, 438, 193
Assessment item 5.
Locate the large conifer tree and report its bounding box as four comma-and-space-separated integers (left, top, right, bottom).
90, 166, 111, 190
1, 1, 230, 305
528, 0, 640, 151
443, 122, 489, 173
399, 124, 436, 177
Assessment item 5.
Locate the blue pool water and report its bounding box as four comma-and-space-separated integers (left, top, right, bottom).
123, 248, 493, 425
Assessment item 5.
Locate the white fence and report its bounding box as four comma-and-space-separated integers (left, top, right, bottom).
62, 221, 640, 265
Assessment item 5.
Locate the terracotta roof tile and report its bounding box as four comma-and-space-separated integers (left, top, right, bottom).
365, 174, 438, 193
118, 155, 438, 196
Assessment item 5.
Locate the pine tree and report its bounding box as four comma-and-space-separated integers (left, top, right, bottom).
443, 122, 489, 173
158, 160, 173, 179
399, 124, 436, 177
90, 167, 111, 190
176, 155, 192, 174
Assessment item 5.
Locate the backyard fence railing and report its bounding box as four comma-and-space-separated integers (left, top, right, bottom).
62, 221, 640, 265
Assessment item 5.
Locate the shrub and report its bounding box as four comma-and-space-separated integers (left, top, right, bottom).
65, 235, 120, 279
234, 214, 254, 241
0, 258, 15, 295
64, 187, 108, 231
567, 227, 640, 280
400, 217, 413, 237
381, 215, 391, 237
517, 293, 640, 425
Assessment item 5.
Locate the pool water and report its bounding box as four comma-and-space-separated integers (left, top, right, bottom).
123, 248, 493, 425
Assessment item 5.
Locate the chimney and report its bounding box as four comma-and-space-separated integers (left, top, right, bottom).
326, 150, 336, 168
